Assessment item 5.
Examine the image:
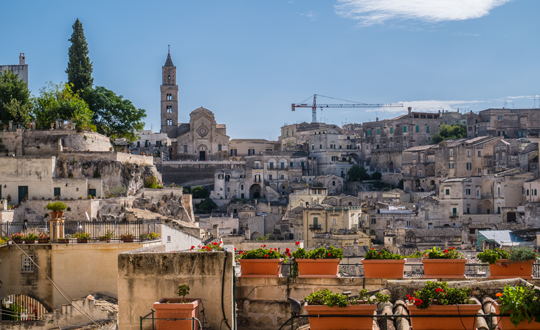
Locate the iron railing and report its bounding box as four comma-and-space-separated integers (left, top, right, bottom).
1, 221, 161, 241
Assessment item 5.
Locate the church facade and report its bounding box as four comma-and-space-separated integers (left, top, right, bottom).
160, 51, 229, 160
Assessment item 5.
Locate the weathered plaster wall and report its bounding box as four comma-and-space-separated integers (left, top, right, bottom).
117, 250, 234, 330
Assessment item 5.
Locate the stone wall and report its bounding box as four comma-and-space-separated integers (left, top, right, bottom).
157, 160, 245, 186
117, 249, 235, 330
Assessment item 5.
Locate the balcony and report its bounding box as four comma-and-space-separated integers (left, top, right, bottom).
449, 213, 459, 218
309, 224, 322, 231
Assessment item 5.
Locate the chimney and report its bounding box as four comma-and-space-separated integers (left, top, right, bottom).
408, 107, 412, 114
19, 53, 25, 65
376, 117, 379, 122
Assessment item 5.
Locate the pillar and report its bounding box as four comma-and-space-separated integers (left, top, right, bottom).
50, 218, 65, 240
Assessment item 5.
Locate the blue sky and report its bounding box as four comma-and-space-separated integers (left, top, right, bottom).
1, 0, 538, 139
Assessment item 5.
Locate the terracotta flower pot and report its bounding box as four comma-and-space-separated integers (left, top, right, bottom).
153, 298, 201, 330
361, 259, 406, 278
304, 303, 377, 330
493, 301, 539, 329
13, 239, 23, 244
422, 259, 466, 278
239, 258, 284, 277
77, 238, 88, 243
296, 259, 340, 278
408, 302, 481, 330
38, 239, 48, 244
122, 238, 134, 242
489, 259, 534, 279
49, 211, 58, 219
57, 211, 64, 218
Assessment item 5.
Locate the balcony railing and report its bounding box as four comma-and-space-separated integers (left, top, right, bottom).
309, 224, 322, 231
449, 213, 459, 218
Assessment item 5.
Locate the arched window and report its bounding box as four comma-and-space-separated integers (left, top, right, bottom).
166, 106, 172, 113
168, 75, 171, 80
167, 119, 172, 126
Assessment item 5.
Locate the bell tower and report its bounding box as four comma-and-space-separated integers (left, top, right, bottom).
160, 46, 179, 138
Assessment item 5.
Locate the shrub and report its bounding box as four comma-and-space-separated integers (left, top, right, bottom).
45, 201, 67, 212
509, 247, 539, 264
364, 248, 402, 260
195, 242, 223, 251
73, 232, 91, 239
497, 283, 540, 327
236, 246, 288, 262
407, 281, 474, 309
305, 289, 389, 307
423, 246, 464, 259
477, 247, 538, 264
144, 176, 160, 189
10, 233, 24, 240
292, 246, 343, 260
24, 233, 39, 241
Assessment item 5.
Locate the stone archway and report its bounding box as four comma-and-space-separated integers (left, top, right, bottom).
251, 231, 261, 240
249, 184, 261, 199
483, 200, 493, 214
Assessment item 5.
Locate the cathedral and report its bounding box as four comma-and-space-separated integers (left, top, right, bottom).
161, 50, 230, 160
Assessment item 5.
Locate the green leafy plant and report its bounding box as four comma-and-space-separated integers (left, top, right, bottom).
73, 232, 91, 239
497, 283, 540, 327
477, 248, 510, 264
423, 246, 464, 259
292, 246, 343, 260
144, 176, 160, 189
10, 233, 23, 240
45, 201, 67, 212
509, 247, 538, 264
177, 284, 190, 303
305, 289, 389, 307
101, 230, 114, 240
407, 281, 474, 309
195, 242, 223, 251
23, 233, 39, 241
236, 245, 288, 262
477, 247, 538, 265
364, 248, 402, 260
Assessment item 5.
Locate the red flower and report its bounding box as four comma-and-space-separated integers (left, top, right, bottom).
264, 245, 267, 247
371, 247, 375, 250
444, 249, 448, 253
379, 253, 381, 255
234, 248, 236, 251
328, 253, 331, 256
264, 254, 268, 258
295, 241, 300, 245
286, 248, 290, 253
190, 246, 195, 250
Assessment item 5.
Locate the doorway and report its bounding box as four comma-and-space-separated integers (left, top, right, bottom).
18, 186, 28, 203
199, 151, 206, 161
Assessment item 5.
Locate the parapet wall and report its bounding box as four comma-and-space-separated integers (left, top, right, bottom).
59, 151, 153, 166
157, 161, 246, 186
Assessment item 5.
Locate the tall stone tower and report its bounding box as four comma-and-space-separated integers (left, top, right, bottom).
160, 47, 179, 138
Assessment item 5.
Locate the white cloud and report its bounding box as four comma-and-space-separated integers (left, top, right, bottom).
369, 99, 482, 114
301, 11, 318, 20
335, 0, 513, 26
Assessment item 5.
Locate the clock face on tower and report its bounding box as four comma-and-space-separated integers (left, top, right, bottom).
198, 126, 208, 137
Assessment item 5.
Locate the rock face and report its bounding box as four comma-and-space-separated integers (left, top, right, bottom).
132, 195, 188, 220
55, 157, 161, 196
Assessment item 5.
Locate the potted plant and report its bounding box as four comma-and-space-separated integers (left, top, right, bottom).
361, 248, 406, 278
10, 233, 24, 244
120, 233, 134, 242
99, 230, 114, 243
87, 195, 92, 199
422, 247, 466, 278
38, 233, 49, 243
493, 283, 540, 329
236, 246, 288, 277
192, 242, 224, 252
7, 194, 11, 202
46, 201, 67, 219
74, 232, 91, 243
153, 284, 201, 330
149, 232, 160, 240
24, 233, 39, 244
303, 289, 389, 330
477, 247, 538, 279
292, 243, 343, 278
139, 233, 150, 241
78, 196, 83, 200
57, 237, 69, 243
407, 281, 480, 330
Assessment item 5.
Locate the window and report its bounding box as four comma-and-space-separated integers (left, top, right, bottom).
166, 119, 172, 126
449, 149, 453, 157
286, 130, 289, 137
137, 141, 140, 147
269, 174, 273, 180
54, 187, 61, 197
376, 145, 379, 149
497, 186, 501, 196
467, 207, 470, 214
406, 220, 411, 228
371, 218, 376, 224
184, 145, 188, 153
497, 207, 501, 214
21, 255, 34, 272
319, 144, 322, 149
452, 207, 457, 215
332, 181, 336, 186
292, 129, 294, 136
467, 149, 471, 157
301, 162, 305, 167
166, 94, 172, 100
376, 128, 380, 135
168, 75, 171, 80
248, 149, 254, 155
313, 216, 319, 227
166, 106, 172, 113
241, 185, 244, 190
426, 126, 430, 133
403, 126, 407, 133
280, 175, 285, 179
167, 236, 171, 243
269, 162, 274, 169
415, 126, 419, 132
466, 163, 472, 170
466, 189, 471, 195
367, 129, 371, 136
290, 162, 293, 167
280, 162, 285, 169
445, 189, 450, 195
478, 150, 482, 157
390, 127, 393, 134
231, 149, 237, 156
332, 217, 337, 226
227, 187, 230, 192
477, 189, 480, 197
311, 145, 314, 150
428, 223, 433, 229
218, 144, 222, 151
498, 115, 503, 120
449, 162, 454, 169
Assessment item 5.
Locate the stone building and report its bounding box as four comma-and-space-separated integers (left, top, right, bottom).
0, 53, 28, 84
158, 51, 229, 160
280, 122, 343, 149
308, 125, 357, 178
467, 108, 540, 139
228, 139, 278, 159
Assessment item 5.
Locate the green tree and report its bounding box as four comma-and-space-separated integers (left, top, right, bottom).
196, 198, 217, 213
347, 165, 371, 182
430, 123, 466, 144
66, 19, 93, 93
371, 171, 382, 180
0, 70, 32, 123
81, 86, 146, 141
191, 186, 210, 199
33, 82, 93, 129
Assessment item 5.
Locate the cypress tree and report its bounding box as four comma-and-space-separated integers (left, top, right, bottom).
66, 18, 93, 93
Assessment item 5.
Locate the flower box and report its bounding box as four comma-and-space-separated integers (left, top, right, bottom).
488, 259, 533, 279
361, 259, 406, 278
239, 258, 283, 277
77, 238, 88, 243
57, 239, 69, 244
99, 237, 111, 243
304, 303, 377, 330
12, 239, 23, 244
153, 298, 201, 330
422, 259, 466, 278
122, 238, 134, 243
408, 301, 481, 330
296, 259, 340, 278
24, 240, 36, 244
38, 239, 49, 244
493, 301, 538, 329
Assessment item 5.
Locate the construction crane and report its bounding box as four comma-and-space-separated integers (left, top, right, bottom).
291, 94, 404, 123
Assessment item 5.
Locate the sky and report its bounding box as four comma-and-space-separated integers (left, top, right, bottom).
1, 0, 539, 139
